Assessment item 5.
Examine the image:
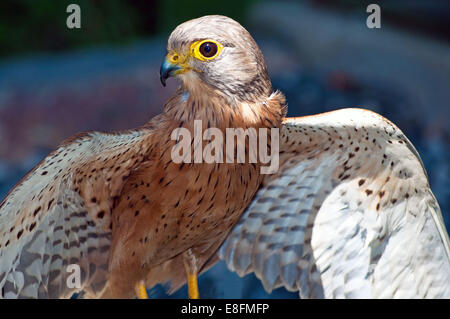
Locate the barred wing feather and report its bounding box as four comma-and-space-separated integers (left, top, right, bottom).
220, 108, 450, 298
0, 129, 153, 298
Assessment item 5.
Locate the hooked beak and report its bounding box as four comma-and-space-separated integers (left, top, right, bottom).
160, 55, 183, 87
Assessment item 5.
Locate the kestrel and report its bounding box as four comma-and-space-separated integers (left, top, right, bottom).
0, 15, 449, 299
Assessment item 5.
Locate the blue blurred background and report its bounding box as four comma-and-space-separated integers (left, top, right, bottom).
0, 0, 449, 298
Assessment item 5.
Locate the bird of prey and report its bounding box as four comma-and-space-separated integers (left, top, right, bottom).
0, 15, 449, 299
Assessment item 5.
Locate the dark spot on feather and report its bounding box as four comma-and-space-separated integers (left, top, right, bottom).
33, 207, 42, 217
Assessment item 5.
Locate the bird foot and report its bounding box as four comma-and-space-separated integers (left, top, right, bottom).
183, 249, 199, 299
135, 280, 149, 299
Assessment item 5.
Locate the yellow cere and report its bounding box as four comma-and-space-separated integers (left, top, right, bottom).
190, 39, 223, 61
168, 52, 182, 64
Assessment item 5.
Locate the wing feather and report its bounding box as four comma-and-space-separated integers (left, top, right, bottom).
220, 108, 450, 298
0, 128, 154, 298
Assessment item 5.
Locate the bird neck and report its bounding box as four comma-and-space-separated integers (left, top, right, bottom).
162, 87, 286, 131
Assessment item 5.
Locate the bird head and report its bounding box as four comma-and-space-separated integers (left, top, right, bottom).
160, 15, 273, 102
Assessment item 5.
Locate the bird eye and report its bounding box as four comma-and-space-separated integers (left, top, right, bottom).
191, 40, 223, 61
199, 42, 217, 58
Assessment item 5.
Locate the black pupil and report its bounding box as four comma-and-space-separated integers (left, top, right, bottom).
200, 42, 217, 58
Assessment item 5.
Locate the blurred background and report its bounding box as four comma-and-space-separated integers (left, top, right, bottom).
0, 0, 449, 298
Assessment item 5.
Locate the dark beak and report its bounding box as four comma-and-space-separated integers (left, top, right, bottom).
160, 57, 182, 87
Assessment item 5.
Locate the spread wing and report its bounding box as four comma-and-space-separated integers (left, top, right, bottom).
0, 128, 154, 298
220, 108, 450, 298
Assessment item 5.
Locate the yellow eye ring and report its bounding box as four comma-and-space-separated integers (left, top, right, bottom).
190, 39, 223, 61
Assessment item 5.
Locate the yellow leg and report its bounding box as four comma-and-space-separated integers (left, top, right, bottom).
186, 272, 199, 299
183, 249, 199, 299
135, 280, 149, 299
